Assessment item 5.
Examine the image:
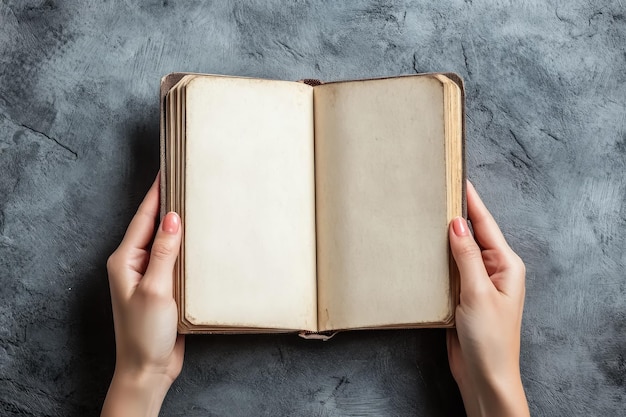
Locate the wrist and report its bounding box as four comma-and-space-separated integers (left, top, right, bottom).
101, 367, 174, 417
115, 366, 174, 396
459, 370, 529, 417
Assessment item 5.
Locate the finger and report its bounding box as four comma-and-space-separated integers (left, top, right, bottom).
446, 329, 462, 381
466, 182, 526, 296
446, 328, 459, 364
466, 181, 510, 252
142, 211, 182, 295
120, 174, 160, 251
174, 334, 185, 365
449, 217, 492, 295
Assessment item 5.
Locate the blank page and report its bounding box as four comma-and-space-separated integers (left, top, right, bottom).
314, 76, 453, 331
184, 76, 317, 331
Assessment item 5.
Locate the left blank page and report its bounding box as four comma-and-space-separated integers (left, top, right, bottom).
183, 76, 317, 331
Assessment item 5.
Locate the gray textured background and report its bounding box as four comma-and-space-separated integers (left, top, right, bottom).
1, 0, 625, 416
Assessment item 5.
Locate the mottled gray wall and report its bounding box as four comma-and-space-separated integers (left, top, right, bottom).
1, 0, 624, 416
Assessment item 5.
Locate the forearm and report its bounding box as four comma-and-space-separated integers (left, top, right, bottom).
101, 369, 172, 417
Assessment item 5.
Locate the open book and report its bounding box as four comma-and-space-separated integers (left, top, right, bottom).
160, 73, 465, 335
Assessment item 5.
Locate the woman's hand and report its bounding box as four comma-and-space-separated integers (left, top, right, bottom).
101, 175, 184, 417
447, 181, 530, 417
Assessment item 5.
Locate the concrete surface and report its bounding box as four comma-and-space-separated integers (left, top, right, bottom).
1, 0, 625, 415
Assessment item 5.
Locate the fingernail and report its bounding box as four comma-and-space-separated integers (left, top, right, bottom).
452, 217, 469, 236
162, 212, 180, 234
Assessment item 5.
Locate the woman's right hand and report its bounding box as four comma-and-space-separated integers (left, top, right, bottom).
447, 181, 530, 417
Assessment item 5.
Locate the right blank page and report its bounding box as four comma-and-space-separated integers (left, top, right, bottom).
315, 75, 455, 331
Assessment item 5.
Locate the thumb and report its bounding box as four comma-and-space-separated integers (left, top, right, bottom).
449, 217, 491, 295
144, 211, 182, 289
